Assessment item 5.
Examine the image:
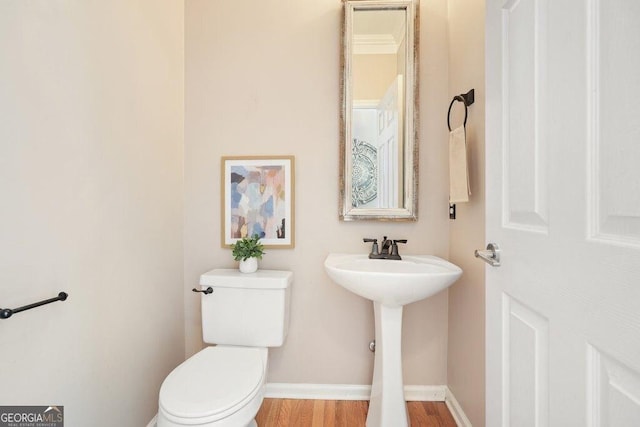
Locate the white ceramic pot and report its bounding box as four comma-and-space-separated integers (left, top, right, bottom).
239, 257, 258, 273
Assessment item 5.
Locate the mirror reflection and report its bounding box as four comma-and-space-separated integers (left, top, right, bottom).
351, 9, 405, 209
340, 1, 418, 221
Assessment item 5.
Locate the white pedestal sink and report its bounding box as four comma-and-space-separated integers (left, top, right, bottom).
324, 253, 462, 427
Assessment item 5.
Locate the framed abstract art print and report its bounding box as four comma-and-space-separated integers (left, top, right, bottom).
221, 156, 295, 248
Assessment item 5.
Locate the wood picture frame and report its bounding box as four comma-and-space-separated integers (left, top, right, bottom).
221, 156, 295, 248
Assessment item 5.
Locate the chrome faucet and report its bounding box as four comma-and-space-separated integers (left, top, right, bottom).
363, 236, 407, 260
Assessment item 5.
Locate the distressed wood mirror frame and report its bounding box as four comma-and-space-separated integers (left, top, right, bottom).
339, 0, 419, 221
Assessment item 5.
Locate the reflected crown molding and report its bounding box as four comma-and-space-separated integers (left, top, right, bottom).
353, 34, 401, 54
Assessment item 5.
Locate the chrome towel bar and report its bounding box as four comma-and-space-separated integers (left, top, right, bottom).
1, 292, 68, 320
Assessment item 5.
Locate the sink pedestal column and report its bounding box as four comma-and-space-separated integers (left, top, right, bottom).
367, 302, 409, 427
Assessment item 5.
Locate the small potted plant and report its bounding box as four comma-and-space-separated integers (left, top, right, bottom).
231, 234, 265, 273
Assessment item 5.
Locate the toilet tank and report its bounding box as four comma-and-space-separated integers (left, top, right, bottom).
199, 269, 292, 347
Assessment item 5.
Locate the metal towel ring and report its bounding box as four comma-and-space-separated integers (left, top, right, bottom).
447, 89, 475, 131
447, 95, 468, 131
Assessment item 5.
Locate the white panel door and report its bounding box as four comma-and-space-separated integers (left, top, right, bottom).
486, 0, 640, 426
377, 76, 401, 207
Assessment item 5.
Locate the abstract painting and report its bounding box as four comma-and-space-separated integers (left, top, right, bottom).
222, 156, 294, 248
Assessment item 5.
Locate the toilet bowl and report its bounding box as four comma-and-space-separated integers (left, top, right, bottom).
157, 269, 292, 427
158, 346, 267, 427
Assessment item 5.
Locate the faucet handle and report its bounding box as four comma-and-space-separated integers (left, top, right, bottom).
390, 239, 407, 259
363, 238, 379, 256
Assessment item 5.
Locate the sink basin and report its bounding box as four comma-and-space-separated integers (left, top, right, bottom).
324, 253, 462, 427
324, 253, 462, 307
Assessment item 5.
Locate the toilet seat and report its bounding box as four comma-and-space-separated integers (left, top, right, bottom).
159, 346, 267, 425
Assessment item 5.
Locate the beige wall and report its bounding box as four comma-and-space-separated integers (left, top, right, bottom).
0, 1, 184, 425
185, 0, 452, 386
447, 0, 486, 425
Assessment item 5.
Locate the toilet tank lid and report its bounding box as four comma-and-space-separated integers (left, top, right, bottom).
200, 269, 292, 289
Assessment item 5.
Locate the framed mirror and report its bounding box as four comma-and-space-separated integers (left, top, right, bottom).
340, 0, 418, 221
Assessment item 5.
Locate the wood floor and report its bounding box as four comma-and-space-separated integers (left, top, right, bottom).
255, 398, 457, 426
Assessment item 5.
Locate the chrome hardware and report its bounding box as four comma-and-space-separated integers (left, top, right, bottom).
475, 243, 501, 267
369, 340, 376, 352
192, 287, 214, 295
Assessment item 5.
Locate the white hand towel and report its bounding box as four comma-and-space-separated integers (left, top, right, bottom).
449, 125, 471, 203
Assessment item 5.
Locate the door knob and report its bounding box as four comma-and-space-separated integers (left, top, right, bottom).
475, 243, 501, 267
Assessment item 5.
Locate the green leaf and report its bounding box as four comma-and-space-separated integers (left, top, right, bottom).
230, 234, 265, 261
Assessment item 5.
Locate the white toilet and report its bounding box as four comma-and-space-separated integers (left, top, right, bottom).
157, 269, 292, 427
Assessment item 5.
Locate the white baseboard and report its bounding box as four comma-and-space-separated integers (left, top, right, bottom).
445, 387, 472, 427
265, 383, 371, 400
404, 385, 447, 401
264, 383, 447, 401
